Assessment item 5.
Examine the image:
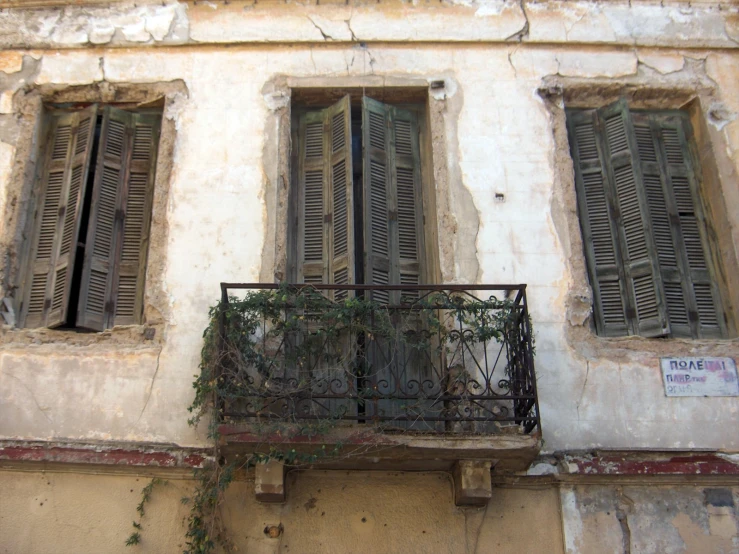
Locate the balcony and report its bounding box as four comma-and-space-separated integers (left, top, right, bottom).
211, 283, 541, 480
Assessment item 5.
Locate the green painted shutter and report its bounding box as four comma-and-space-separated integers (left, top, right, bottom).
567, 109, 630, 337
362, 97, 424, 303
650, 113, 725, 338
21, 106, 97, 328
392, 105, 424, 302
77, 108, 159, 331
294, 97, 354, 418
113, 112, 160, 326
598, 100, 669, 337
297, 95, 354, 297
362, 97, 392, 303
327, 96, 354, 300
362, 97, 429, 429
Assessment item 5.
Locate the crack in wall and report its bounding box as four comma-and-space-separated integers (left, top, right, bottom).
505, 0, 529, 42
135, 347, 163, 425
576, 360, 590, 421
307, 16, 335, 41
4, 372, 52, 422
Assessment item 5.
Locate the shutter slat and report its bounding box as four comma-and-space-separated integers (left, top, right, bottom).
397, 167, 417, 260
598, 100, 668, 337
52, 126, 71, 160
567, 109, 629, 336
304, 171, 324, 262
369, 160, 389, 259
21, 106, 97, 328
37, 172, 64, 259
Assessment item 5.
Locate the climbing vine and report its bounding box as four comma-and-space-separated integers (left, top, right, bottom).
127, 284, 531, 552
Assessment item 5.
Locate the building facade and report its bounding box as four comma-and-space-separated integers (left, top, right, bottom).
0, 0, 738, 552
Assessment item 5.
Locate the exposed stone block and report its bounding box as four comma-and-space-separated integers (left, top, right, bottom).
453, 460, 492, 507
0, 52, 23, 74
255, 460, 286, 503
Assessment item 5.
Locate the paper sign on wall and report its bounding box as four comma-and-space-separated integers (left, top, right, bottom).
661, 357, 739, 397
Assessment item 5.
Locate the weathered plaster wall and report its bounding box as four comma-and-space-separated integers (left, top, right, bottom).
0, 1, 738, 453
561, 484, 739, 554
0, 0, 737, 49
0, 469, 564, 553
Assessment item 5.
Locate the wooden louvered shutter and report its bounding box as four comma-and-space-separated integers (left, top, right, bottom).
296, 95, 354, 296
568, 109, 630, 337
362, 97, 392, 303
391, 105, 424, 302
362, 97, 427, 428
21, 106, 97, 328
362, 97, 424, 303
598, 99, 669, 337
647, 113, 724, 338
77, 108, 159, 331
113, 112, 160, 326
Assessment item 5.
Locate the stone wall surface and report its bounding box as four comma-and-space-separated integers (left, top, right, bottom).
561, 485, 739, 554
0, 2, 737, 455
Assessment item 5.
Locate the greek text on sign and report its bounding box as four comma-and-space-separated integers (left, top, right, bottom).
661, 357, 738, 397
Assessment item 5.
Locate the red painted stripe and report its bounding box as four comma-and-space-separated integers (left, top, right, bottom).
0, 444, 208, 468
567, 455, 739, 476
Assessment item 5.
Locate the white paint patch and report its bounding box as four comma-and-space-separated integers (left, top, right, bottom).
36, 52, 103, 85
527, 462, 559, 476
560, 487, 584, 554
556, 50, 638, 78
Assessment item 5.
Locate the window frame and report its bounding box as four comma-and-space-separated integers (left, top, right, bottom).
286, 91, 439, 289
0, 80, 183, 341
16, 103, 162, 331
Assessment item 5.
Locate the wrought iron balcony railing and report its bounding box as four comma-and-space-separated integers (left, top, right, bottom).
213, 284, 539, 435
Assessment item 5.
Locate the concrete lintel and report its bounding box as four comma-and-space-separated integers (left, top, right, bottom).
453, 459, 493, 507
254, 459, 286, 503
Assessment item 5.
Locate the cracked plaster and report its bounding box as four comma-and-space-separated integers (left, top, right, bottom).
0, 1, 737, 49
637, 50, 686, 75
0, 2, 188, 49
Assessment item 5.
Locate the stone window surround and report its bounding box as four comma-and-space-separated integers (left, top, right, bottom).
259, 75, 474, 290
541, 77, 739, 358
0, 80, 186, 347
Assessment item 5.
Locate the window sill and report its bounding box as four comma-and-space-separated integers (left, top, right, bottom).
0, 323, 162, 349
567, 324, 739, 362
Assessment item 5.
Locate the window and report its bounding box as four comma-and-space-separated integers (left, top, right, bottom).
290, 94, 427, 299
567, 98, 726, 339
18, 105, 161, 331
